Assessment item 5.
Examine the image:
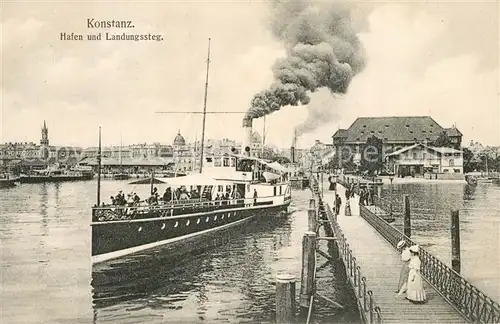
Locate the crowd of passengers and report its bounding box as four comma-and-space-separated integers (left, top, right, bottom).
94, 186, 247, 222
107, 186, 243, 208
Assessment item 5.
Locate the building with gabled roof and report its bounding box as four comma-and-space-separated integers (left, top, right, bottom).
385, 143, 463, 176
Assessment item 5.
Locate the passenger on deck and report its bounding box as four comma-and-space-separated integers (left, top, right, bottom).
191, 190, 200, 199
133, 193, 140, 204
180, 191, 189, 200
253, 189, 258, 205
110, 196, 116, 205
163, 187, 172, 203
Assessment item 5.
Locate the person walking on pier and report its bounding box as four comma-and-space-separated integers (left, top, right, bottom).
405, 244, 427, 304
334, 194, 342, 216
395, 240, 411, 294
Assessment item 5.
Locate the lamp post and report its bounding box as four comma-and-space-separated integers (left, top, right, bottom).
389, 173, 394, 217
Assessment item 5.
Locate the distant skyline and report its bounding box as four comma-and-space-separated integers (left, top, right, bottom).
2, 1, 498, 149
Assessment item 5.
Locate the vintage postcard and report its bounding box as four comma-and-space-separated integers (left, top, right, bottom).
1, 1, 499, 323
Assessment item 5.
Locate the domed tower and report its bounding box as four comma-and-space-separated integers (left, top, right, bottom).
173, 130, 186, 147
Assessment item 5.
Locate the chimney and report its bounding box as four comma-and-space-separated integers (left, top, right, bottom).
242, 118, 253, 157
291, 128, 297, 163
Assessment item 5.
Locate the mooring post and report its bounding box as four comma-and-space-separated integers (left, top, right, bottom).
451, 209, 461, 273
276, 273, 296, 323
299, 231, 316, 318
403, 194, 411, 238
308, 208, 317, 233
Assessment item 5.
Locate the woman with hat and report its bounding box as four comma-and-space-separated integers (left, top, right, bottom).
406, 244, 427, 303
395, 240, 411, 294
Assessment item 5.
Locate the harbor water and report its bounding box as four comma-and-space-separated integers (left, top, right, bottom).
0, 180, 358, 324
378, 181, 500, 302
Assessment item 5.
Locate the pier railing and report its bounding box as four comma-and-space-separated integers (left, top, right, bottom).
310, 175, 382, 324
359, 203, 500, 323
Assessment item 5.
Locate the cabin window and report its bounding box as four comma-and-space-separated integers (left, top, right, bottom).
226, 185, 232, 193
223, 158, 229, 167
273, 186, 277, 196
214, 158, 222, 167
218, 185, 223, 192
230, 158, 235, 167
206, 157, 213, 163
279, 186, 282, 195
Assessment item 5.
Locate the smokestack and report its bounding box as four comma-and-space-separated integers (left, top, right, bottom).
242, 118, 253, 156
291, 128, 297, 163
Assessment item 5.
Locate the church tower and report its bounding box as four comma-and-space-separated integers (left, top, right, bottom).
40, 120, 49, 146
40, 120, 49, 160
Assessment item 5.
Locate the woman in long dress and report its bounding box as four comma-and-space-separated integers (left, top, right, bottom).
395, 240, 411, 294
406, 245, 427, 303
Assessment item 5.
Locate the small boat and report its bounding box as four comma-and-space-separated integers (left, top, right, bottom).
0, 174, 20, 188
19, 166, 93, 183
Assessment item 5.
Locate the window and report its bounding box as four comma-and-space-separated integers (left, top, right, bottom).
413, 153, 418, 159
218, 185, 223, 192
371, 131, 375, 134
230, 158, 235, 167
223, 158, 229, 167
206, 157, 213, 162
273, 186, 277, 196
409, 131, 414, 134
405, 124, 410, 128
214, 158, 222, 167
280, 186, 282, 195
385, 125, 389, 128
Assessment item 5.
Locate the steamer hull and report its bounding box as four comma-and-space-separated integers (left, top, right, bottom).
91, 200, 290, 264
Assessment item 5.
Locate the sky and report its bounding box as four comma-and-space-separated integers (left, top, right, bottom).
1, 1, 499, 149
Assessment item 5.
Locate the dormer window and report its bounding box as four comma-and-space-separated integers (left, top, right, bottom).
363, 125, 366, 128
405, 125, 410, 128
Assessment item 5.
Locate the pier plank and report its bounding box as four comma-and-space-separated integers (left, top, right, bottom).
322, 184, 467, 324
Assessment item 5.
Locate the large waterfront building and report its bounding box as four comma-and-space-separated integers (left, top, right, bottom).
332, 116, 463, 166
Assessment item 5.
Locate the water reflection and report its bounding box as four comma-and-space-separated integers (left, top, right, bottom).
91, 214, 292, 323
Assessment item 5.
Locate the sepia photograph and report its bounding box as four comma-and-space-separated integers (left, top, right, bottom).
1, 0, 499, 323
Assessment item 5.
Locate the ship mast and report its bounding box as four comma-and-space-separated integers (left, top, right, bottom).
199, 38, 211, 174
96, 127, 102, 206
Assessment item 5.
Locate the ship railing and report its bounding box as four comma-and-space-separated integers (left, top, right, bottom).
358, 203, 500, 323
91, 195, 281, 222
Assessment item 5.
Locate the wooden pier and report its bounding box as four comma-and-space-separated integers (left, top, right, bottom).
298, 176, 500, 324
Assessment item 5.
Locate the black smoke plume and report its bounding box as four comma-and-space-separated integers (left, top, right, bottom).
244, 1, 365, 124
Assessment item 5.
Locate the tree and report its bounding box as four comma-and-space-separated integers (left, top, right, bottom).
432, 131, 453, 148
360, 135, 384, 176
272, 156, 291, 164
462, 148, 477, 173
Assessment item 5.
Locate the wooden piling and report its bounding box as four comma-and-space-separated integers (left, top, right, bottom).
308, 208, 317, 232
451, 209, 461, 273
276, 273, 296, 323
300, 231, 316, 317
309, 198, 316, 210
403, 194, 411, 238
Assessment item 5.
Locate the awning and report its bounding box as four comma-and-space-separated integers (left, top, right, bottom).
155, 174, 234, 186
266, 162, 290, 173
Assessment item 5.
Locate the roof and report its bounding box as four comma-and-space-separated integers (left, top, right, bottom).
332, 129, 348, 138
386, 143, 463, 157
173, 131, 186, 146
444, 128, 463, 137
85, 157, 174, 166
335, 116, 453, 143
